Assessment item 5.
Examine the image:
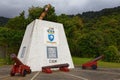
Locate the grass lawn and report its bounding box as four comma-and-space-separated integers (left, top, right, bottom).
0, 57, 120, 68
0, 58, 6, 66
72, 57, 120, 68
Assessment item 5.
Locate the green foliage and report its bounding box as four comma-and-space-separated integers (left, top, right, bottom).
78, 31, 105, 57
57, 15, 83, 56
28, 5, 57, 22
6, 11, 26, 30
104, 45, 119, 62
28, 6, 43, 21
0, 58, 6, 66
0, 27, 24, 53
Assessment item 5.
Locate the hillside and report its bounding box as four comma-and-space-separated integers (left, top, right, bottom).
81, 6, 120, 22
0, 17, 9, 26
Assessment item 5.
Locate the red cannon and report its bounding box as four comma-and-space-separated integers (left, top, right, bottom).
82, 55, 104, 70
42, 63, 69, 73
10, 54, 31, 76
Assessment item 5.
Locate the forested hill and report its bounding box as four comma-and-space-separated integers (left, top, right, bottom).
80, 6, 120, 22
0, 17, 9, 26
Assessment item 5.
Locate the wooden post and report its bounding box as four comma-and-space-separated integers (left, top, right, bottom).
39, 4, 51, 20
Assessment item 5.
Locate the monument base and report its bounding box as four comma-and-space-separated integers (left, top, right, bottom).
18, 19, 74, 71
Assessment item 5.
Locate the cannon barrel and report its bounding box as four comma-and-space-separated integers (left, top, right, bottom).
42, 63, 69, 69
39, 4, 51, 20
10, 54, 23, 65
92, 55, 104, 62
82, 55, 104, 70
42, 63, 69, 73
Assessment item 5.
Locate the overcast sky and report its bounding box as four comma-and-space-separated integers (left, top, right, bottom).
0, 0, 120, 18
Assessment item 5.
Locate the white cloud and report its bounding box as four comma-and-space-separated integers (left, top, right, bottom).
0, 0, 120, 18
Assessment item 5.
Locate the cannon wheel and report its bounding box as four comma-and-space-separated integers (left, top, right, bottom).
28, 69, 31, 74
91, 65, 97, 70
82, 66, 86, 69
10, 72, 15, 76
22, 70, 27, 77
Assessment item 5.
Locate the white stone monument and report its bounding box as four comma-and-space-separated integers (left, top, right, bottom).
17, 19, 74, 71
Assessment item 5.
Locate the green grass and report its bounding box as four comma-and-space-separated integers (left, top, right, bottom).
98, 61, 120, 68
0, 58, 6, 66
72, 57, 120, 68
1, 57, 120, 68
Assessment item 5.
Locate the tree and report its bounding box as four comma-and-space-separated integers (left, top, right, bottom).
104, 45, 119, 62
57, 15, 83, 56
5, 11, 26, 30
0, 27, 24, 64
28, 5, 57, 22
